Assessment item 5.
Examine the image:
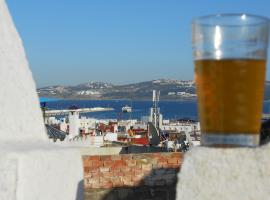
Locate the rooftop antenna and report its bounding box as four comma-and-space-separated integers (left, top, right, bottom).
150, 90, 160, 135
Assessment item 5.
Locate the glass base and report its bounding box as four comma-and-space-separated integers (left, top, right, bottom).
201, 133, 260, 147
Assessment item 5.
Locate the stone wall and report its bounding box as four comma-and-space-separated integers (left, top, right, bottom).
83, 152, 182, 200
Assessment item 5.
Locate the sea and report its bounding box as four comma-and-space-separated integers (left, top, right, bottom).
40, 98, 270, 121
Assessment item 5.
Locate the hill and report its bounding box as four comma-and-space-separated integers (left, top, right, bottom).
37, 79, 270, 100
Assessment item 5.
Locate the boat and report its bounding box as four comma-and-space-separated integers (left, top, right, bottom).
122, 105, 132, 113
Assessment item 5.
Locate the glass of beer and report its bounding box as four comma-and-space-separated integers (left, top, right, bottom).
192, 14, 269, 147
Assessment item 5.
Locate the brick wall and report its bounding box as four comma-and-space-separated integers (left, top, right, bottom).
83, 152, 182, 190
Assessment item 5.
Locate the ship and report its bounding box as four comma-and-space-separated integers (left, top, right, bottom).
122, 105, 132, 113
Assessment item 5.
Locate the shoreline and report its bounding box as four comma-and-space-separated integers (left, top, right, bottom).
39, 96, 270, 102
39, 97, 198, 102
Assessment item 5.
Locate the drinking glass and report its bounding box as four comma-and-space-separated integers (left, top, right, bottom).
192, 14, 270, 147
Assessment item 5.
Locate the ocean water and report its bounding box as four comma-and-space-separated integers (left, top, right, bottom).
42, 99, 270, 121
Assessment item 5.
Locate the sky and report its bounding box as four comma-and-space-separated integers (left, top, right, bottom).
7, 0, 270, 87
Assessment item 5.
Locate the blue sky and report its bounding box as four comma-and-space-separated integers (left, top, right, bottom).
7, 0, 270, 87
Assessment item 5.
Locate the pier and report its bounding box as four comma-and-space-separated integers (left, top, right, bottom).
45, 107, 114, 117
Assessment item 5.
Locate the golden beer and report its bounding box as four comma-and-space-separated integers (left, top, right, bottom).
192, 14, 269, 146
195, 59, 266, 144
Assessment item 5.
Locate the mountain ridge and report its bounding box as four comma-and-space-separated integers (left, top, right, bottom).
37, 79, 270, 100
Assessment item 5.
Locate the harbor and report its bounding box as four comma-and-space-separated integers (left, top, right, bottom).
42, 90, 201, 151
41, 92, 270, 151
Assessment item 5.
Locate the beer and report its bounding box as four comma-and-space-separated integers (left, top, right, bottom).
192, 14, 269, 146
195, 59, 266, 136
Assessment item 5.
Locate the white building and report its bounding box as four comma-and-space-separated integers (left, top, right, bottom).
162, 121, 200, 134
47, 117, 60, 125
68, 111, 80, 139
60, 120, 68, 133
79, 117, 96, 134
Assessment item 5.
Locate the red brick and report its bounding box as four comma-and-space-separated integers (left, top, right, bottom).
114, 160, 125, 167
99, 176, 107, 183
90, 171, 101, 178
84, 173, 91, 179
111, 177, 121, 182
100, 155, 112, 161
166, 164, 178, 169
132, 175, 144, 182
100, 167, 110, 172
122, 175, 132, 182
111, 155, 122, 161
123, 180, 135, 187
104, 160, 114, 167
134, 165, 142, 170
83, 159, 91, 167
101, 171, 114, 177
120, 166, 131, 172
124, 171, 134, 177
110, 165, 121, 171
84, 166, 90, 173
84, 178, 90, 184
171, 152, 181, 158
112, 181, 124, 187
133, 169, 143, 175
113, 171, 125, 176
111, 178, 123, 187
111, 177, 122, 187
149, 159, 158, 166
88, 160, 94, 167
125, 160, 136, 167
152, 153, 166, 160
92, 160, 103, 168
168, 158, 179, 165
121, 154, 133, 160
101, 181, 113, 189
151, 153, 162, 158
89, 156, 100, 161
157, 157, 168, 163
141, 163, 152, 171
82, 157, 90, 164
91, 182, 101, 189
88, 178, 99, 185
84, 179, 89, 186
136, 158, 149, 165
88, 166, 99, 173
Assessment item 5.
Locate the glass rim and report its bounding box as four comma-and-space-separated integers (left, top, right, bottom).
192, 13, 270, 27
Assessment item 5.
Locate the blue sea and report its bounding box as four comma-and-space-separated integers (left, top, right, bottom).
41, 98, 270, 121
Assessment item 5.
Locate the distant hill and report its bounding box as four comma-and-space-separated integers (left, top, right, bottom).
37, 79, 270, 100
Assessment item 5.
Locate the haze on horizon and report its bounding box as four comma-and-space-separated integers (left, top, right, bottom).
7, 0, 270, 87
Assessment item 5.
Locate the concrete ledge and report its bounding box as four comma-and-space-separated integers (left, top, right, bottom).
0, 142, 84, 200
80, 147, 122, 156
176, 143, 270, 200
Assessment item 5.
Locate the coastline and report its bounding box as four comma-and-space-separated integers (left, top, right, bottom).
39, 96, 198, 102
